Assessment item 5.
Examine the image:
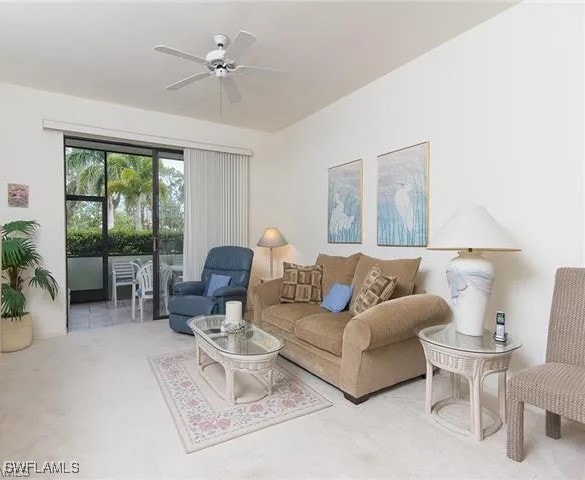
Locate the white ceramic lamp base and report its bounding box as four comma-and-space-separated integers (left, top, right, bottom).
446, 252, 494, 337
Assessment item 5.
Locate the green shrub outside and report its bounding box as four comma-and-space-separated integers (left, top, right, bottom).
67, 228, 183, 256
66, 229, 103, 255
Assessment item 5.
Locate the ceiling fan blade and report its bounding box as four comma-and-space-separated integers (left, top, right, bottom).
234, 65, 287, 77
222, 77, 242, 103
154, 45, 207, 65
167, 72, 211, 90
225, 31, 256, 60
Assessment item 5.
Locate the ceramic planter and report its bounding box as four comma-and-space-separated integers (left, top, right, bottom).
1, 313, 33, 352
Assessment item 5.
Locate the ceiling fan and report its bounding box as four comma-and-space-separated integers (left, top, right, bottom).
154, 31, 284, 104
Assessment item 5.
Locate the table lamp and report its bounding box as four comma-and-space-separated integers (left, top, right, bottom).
257, 227, 288, 279
428, 204, 520, 336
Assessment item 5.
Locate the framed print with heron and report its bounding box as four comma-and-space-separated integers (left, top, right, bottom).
328, 159, 363, 244
377, 142, 429, 247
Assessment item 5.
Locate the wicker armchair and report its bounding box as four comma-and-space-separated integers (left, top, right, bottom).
507, 268, 585, 462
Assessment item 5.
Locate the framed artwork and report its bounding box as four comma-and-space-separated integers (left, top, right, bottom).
377, 142, 429, 246
7, 183, 29, 208
328, 159, 363, 244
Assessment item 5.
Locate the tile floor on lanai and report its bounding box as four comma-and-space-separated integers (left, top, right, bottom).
68, 298, 156, 331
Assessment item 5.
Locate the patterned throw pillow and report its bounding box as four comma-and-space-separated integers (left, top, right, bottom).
280, 262, 324, 304
349, 266, 398, 316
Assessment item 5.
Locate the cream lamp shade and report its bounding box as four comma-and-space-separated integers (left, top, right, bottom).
257, 227, 288, 279
428, 204, 520, 337
257, 227, 288, 248
428, 204, 520, 252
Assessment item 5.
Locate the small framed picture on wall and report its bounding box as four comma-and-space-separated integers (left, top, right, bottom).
7, 183, 29, 208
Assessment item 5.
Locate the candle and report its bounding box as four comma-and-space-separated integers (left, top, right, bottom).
225, 301, 242, 325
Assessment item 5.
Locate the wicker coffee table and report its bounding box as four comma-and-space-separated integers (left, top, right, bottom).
187, 315, 285, 406
418, 323, 521, 441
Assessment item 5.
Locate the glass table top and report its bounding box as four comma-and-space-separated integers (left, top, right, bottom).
187, 315, 285, 357
418, 323, 522, 354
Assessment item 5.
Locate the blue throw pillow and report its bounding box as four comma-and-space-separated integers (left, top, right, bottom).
321, 283, 353, 313
205, 274, 232, 296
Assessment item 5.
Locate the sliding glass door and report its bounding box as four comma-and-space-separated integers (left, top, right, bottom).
153, 151, 185, 318
106, 149, 154, 319
65, 147, 108, 303
65, 138, 183, 324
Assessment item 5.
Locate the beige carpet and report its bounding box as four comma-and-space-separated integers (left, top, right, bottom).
1, 321, 583, 479
150, 349, 332, 453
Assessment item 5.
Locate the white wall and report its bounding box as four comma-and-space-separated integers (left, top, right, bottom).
1, 2, 582, 373
0, 83, 268, 339
250, 2, 584, 371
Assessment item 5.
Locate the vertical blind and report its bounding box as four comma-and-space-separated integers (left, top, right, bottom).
182, 148, 250, 281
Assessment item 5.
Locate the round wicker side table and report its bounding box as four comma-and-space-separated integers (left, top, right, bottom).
418, 323, 521, 441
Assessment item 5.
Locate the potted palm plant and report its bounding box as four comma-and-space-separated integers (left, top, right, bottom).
1, 220, 58, 352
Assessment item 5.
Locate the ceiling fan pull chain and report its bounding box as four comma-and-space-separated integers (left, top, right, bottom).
220, 78, 223, 119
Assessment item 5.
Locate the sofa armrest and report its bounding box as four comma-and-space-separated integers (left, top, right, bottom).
343, 294, 451, 353
251, 278, 283, 323
173, 281, 206, 296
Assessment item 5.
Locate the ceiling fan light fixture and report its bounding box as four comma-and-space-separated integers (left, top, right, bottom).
215, 67, 228, 78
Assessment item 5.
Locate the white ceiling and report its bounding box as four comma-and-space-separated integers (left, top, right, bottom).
0, 2, 514, 132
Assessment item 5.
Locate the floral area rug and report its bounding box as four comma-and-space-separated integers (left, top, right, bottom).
149, 349, 332, 453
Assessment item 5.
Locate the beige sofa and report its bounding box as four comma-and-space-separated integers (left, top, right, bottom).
251, 253, 450, 403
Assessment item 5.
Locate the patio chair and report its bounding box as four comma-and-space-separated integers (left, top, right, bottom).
507, 267, 585, 461
135, 261, 154, 322
160, 262, 173, 315
131, 261, 174, 320
111, 261, 139, 308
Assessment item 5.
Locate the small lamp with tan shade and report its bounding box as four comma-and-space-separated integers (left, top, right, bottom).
257, 227, 288, 279
428, 204, 521, 336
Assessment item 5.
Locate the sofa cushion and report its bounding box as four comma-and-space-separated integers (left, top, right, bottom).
349, 266, 398, 316
294, 311, 353, 357
321, 282, 353, 313
280, 262, 324, 304
351, 255, 421, 303
315, 252, 362, 296
262, 303, 326, 333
